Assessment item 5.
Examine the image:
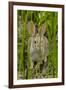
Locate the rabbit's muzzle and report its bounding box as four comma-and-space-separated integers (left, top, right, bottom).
30, 48, 40, 61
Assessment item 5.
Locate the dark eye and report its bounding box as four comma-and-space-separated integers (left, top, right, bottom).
34, 41, 36, 44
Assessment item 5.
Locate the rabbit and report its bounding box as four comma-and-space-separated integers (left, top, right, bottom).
27, 21, 49, 70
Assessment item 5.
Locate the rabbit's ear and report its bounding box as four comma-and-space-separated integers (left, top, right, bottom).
41, 23, 46, 35
27, 21, 35, 36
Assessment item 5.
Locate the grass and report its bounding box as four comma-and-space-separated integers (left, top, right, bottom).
17, 10, 58, 79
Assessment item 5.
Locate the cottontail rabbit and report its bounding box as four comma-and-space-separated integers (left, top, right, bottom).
27, 21, 49, 70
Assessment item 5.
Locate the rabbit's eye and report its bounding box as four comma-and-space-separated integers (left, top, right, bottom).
34, 41, 36, 44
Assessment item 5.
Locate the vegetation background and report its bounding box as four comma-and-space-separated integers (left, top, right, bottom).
17, 10, 58, 79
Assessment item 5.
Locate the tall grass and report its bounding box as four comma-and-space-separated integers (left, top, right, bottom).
17, 10, 58, 79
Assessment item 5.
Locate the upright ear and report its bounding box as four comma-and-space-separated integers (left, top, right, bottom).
27, 21, 36, 36
41, 23, 46, 35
